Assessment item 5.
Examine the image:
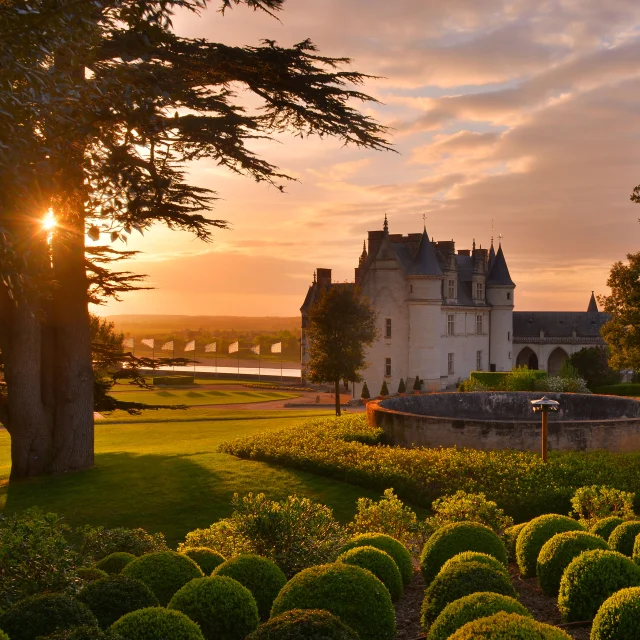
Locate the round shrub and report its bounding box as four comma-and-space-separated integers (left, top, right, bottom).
39, 627, 122, 640
122, 550, 203, 605
246, 609, 359, 640
0, 593, 98, 640
168, 575, 259, 640
609, 521, 640, 556
77, 567, 109, 582
338, 533, 412, 585
181, 547, 225, 575
591, 516, 625, 541
96, 552, 136, 575
77, 575, 160, 629
271, 562, 396, 640
212, 554, 286, 621
420, 561, 517, 631
110, 607, 204, 640
515, 514, 584, 578
438, 551, 509, 579
503, 523, 527, 560
420, 522, 507, 584
337, 545, 403, 601
591, 586, 640, 640
427, 591, 530, 640
558, 549, 640, 621
448, 612, 572, 639
536, 530, 609, 596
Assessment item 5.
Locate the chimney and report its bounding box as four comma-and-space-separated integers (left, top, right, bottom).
316, 268, 332, 287
368, 230, 384, 261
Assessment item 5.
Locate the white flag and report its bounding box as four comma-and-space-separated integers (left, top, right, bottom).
205, 342, 217, 353
141, 338, 154, 349
228, 341, 239, 354
184, 340, 196, 352
251, 345, 260, 355
123, 338, 134, 349
162, 341, 174, 351
271, 342, 282, 354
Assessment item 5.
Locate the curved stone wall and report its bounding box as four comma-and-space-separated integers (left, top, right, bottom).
367, 392, 640, 453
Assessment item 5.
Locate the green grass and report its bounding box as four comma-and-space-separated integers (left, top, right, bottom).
109, 387, 298, 406
0, 409, 384, 547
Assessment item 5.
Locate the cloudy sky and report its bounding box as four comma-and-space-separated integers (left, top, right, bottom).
98, 0, 640, 317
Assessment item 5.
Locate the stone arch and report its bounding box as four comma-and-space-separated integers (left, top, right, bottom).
548, 347, 569, 376
516, 347, 539, 370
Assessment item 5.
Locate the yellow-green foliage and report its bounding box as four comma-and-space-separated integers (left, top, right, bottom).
180, 548, 225, 575
447, 612, 572, 639
337, 545, 403, 601
570, 485, 635, 527
609, 521, 640, 556
437, 552, 509, 580
429, 491, 513, 533
591, 586, 640, 640
591, 516, 626, 541
503, 523, 527, 561
246, 610, 359, 640
110, 607, 205, 640
96, 552, 136, 575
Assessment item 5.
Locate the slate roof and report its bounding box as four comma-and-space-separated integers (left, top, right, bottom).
486, 245, 515, 286
588, 292, 598, 314
513, 311, 609, 339
300, 282, 354, 312
409, 229, 443, 276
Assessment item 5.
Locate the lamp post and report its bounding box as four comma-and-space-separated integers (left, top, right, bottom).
530, 396, 560, 462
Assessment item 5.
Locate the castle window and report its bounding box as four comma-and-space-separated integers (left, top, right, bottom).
507, 292, 511, 300
508, 331, 511, 341
385, 318, 392, 339
508, 351, 511, 360
476, 314, 483, 334
476, 282, 484, 300
447, 314, 455, 336
448, 279, 455, 298
410, 284, 413, 293
476, 350, 482, 371
448, 353, 454, 375
385, 357, 392, 377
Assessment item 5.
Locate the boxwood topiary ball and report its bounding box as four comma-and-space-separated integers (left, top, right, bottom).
38, 627, 123, 640
558, 549, 640, 622
271, 562, 396, 640
503, 523, 527, 561
181, 548, 226, 575
427, 591, 531, 640
212, 554, 287, 620
515, 514, 584, 578
338, 533, 413, 586
447, 612, 572, 639
96, 552, 137, 575
77, 567, 110, 583
437, 551, 509, 580
420, 561, 516, 632
337, 545, 403, 601
420, 522, 508, 585
591, 586, 640, 640
0, 593, 98, 640
246, 609, 359, 640
536, 531, 609, 596
609, 521, 640, 556
168, 575, 259, 640
110, 607, 204, 640
591, 516, 625, 541
122, 551, 203, 605
77, 575, 160, 629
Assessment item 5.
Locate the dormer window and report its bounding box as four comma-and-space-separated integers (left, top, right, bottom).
448, 279, 455, 298
385, 318, 392, 339
475, 282, 484, 300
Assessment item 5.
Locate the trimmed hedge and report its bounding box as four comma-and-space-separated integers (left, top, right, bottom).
420, 561, 517, 631
77, 575, 160, 629
213, 554, 287, 620
594, 383, 640, 396
504, 523, 527, 561
608, 521, 640, 556
591, 516, 625, 541
337, 545, 403, 601
470, 370, 547, 390
271, 563, 396, 640
338, 533, 413, 586
0, 593, 98, 640
558, 549, 640, 621
77, 567, 109, 582
536, 531, 609, 596
153, 375, 195, 385
437, 551, 509, 579
168, 575, 259, 640
181, 547, 225, 575
110, 607, 204, 640
122, 551, 203, 606
591, 586, 640, 640
420, 522, 507, 584
96, 552, 137, 575
448, 612, 572, 639
516, 514, 584, 578
246, 609, 360, 640
39, 628, 122, 640
427, 592, 530, 640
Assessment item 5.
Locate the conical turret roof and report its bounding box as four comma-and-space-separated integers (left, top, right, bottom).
488, 241, 496, 271
587, 291, 598, 314
486, 244, 514, 286
410, 228, 442, 276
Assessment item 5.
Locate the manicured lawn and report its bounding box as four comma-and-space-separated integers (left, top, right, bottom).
0, 409, 383, 547
109, 387, 298, 406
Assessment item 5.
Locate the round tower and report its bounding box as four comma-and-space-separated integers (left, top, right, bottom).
486, 242, 515, 372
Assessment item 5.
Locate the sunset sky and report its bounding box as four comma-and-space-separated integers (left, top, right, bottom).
97, 0, 640, 317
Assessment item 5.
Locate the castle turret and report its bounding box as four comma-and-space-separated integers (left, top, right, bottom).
587, 291, 598, 314
486, 243, 515, 371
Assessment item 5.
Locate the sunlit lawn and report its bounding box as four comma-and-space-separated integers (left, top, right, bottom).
0, 409, 384, 547
109, 387, 298, 406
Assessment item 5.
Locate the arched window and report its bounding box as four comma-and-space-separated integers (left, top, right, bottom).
547, 347, 569, 376
516, 347, 539, 370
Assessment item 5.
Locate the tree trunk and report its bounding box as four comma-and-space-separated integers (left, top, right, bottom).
334, 378, 341, 417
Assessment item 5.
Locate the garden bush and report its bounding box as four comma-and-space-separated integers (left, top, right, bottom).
178, 519, 249, 559
397, 378, 406, 394
110, 607, 204, 640
0, 593, 98, 640
420, 522, 507, 584
168, 576, 259, 640
77, 575, 159, 628
437, 551, 509, 579
337, 545, 403, 601
595, 383, 640, 396
122, 551, 203, 605
180, 548, 225, 575
608, 521, 640, 556
39, 628, 122, 640
78, 526, 167, 561
413, 375, 422, 391
246, 609, 359, 640
379, 381, 389, 396
420, 561, 517, 631
428, 491, 513, 533
0, 632, 7, 640
95, 552, 136, 575
213, 554, 287, 620
536, 531, 609, 596
558, 549, 640, 621
570, 485, 635, 526
504, 523, 527, 561
591, 586, 640, 640
271, 562, 396, 640
515, 514, 585, 578
591, 516, 625, 541
77, 567, 109, 582
447, 612, 572, 639
427, 592, 530, 640
361, 382, 370, 399
338, 532, 413, 585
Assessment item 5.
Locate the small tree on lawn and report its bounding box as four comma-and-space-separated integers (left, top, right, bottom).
361, 382, 371, 400
397, 378, 406, 394
413, 375, 422, 392
380, 380, 389, 396
306, 286, 377, 416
